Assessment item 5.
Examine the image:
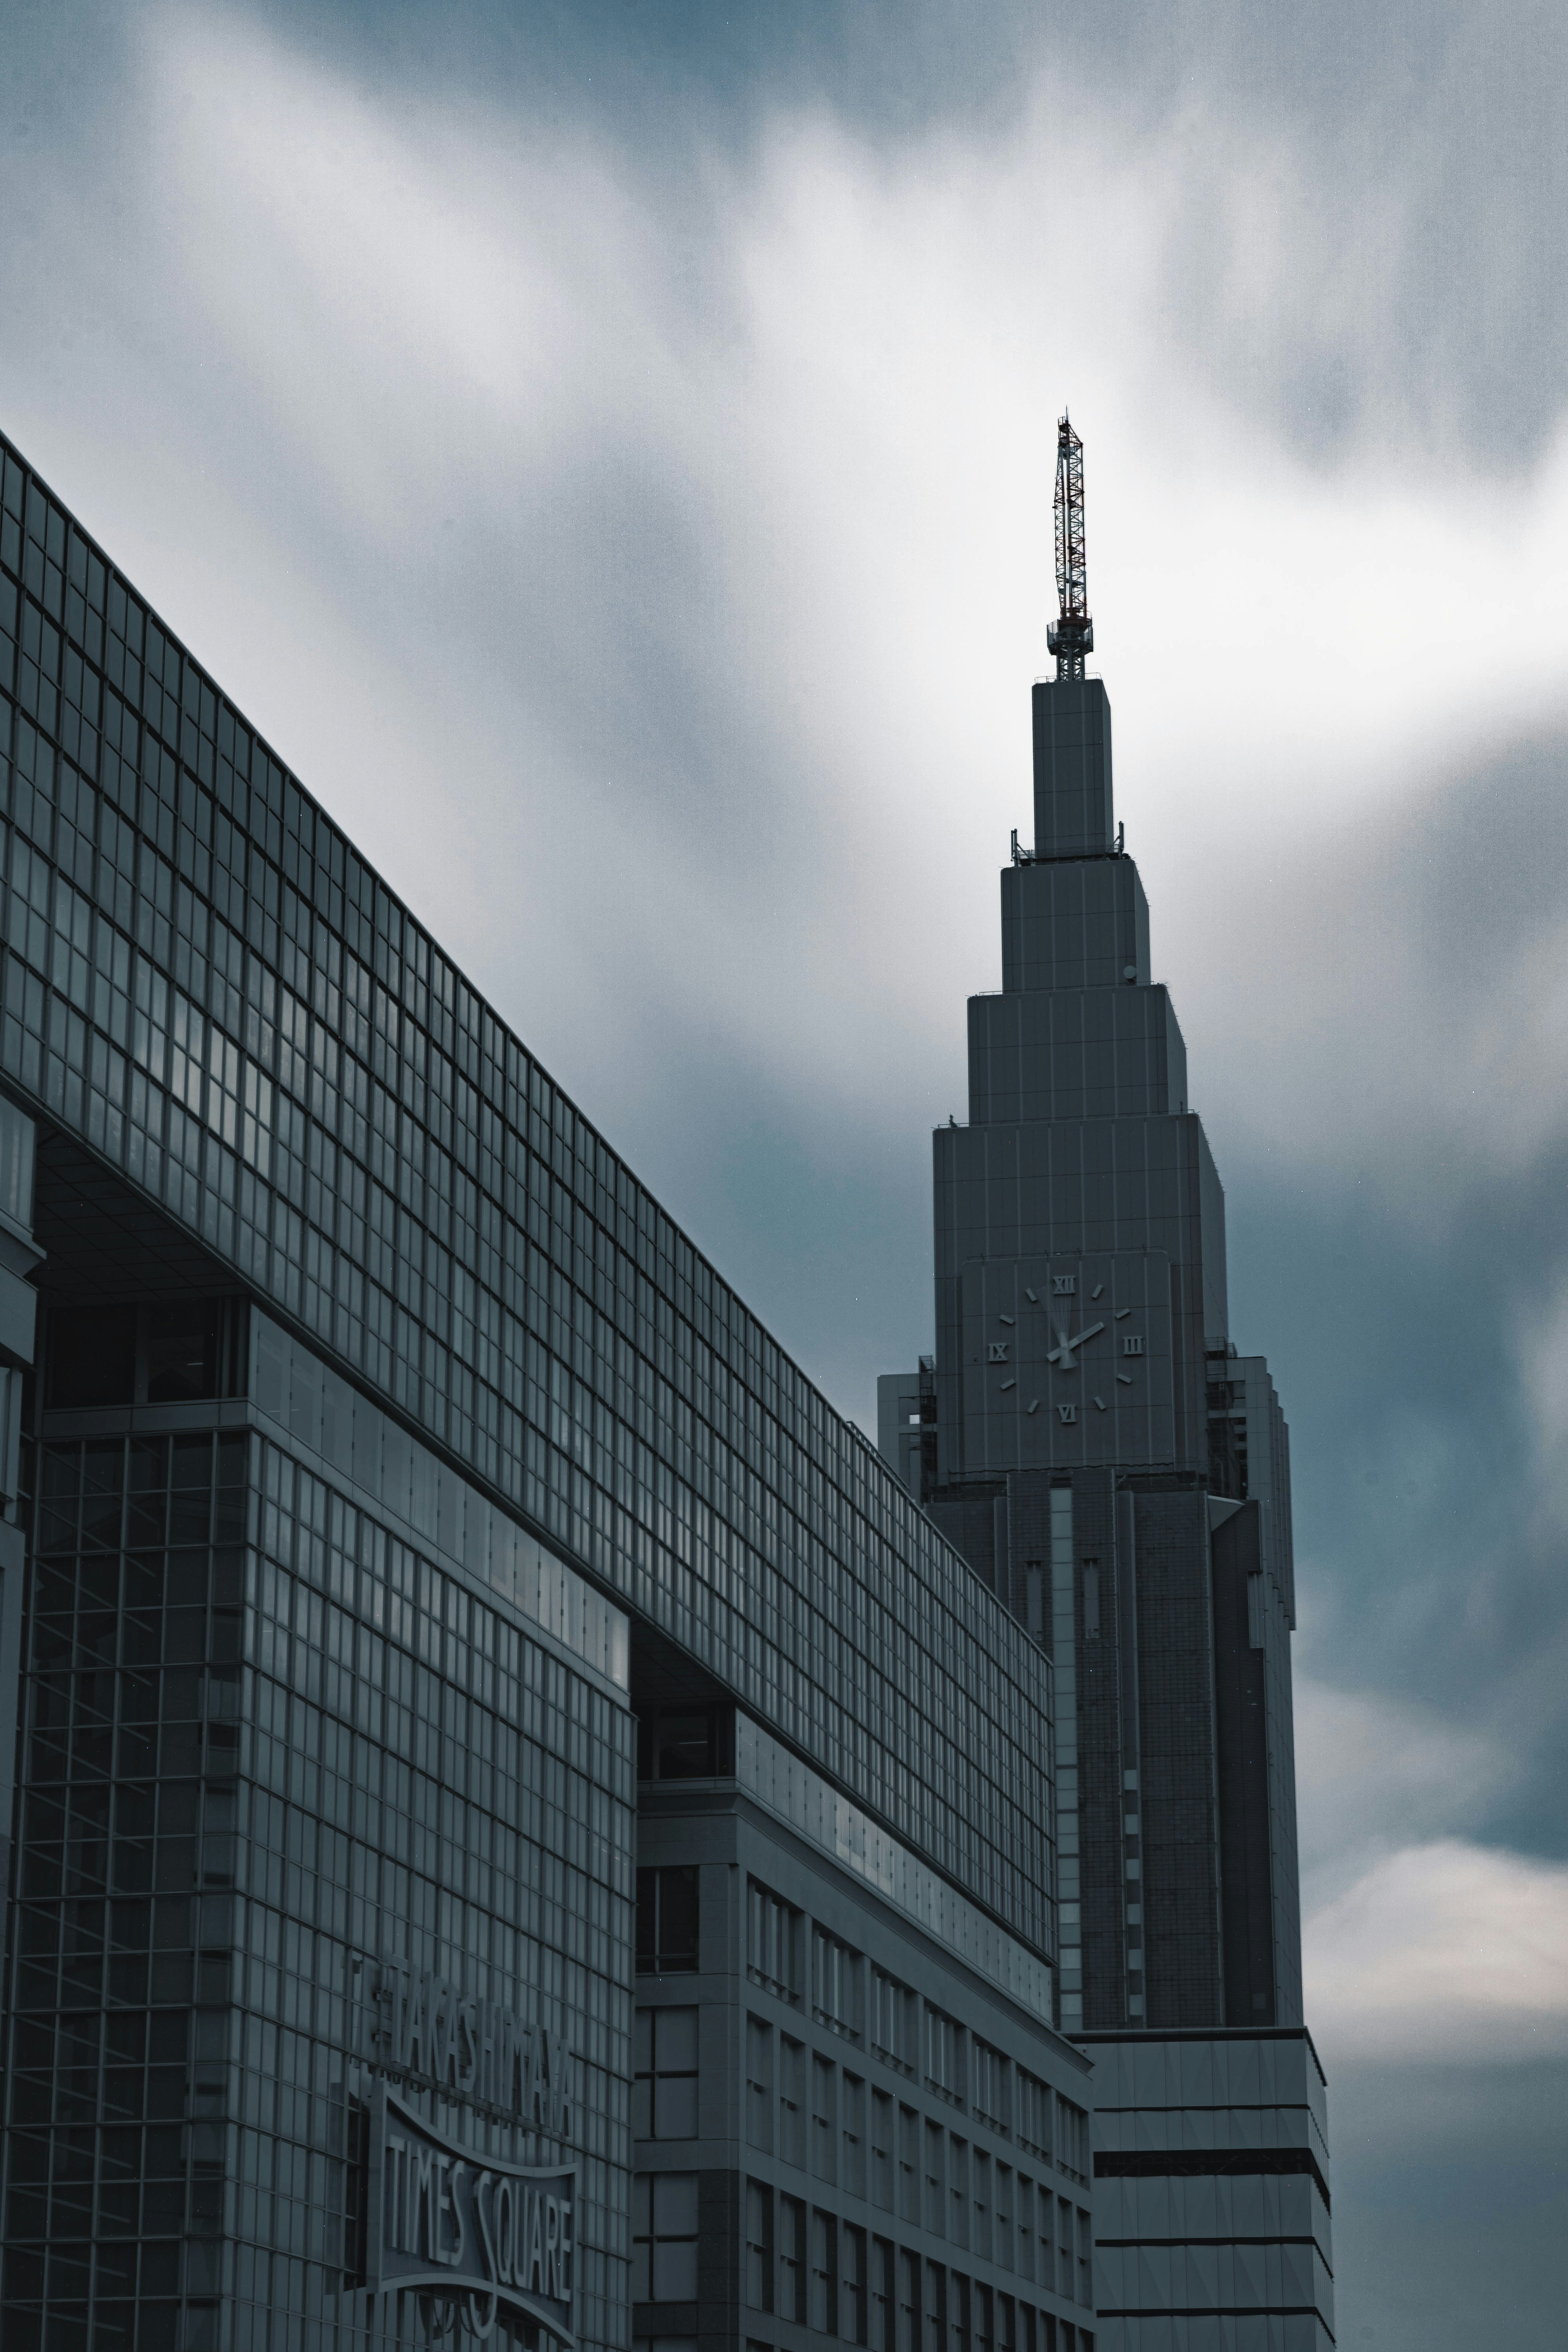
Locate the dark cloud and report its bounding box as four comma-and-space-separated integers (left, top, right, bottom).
1229, 1173, 1568, 1864
1180, 724, 1568, 1864
1329, 2059, 1568, 2350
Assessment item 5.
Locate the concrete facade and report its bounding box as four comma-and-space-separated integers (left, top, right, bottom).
1081, 2030, 1331, 2352
635, 1715, 1095, 2352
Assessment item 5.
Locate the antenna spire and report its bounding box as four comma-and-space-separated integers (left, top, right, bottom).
1046, 411, 1094, 682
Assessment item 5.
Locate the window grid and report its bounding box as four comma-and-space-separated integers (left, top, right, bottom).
924, 2005, 965, 2108
737, 2020, 1091, 2309
633, 2007, 699, 2141
4, 1426, 636, 2350
871, 1969, 917, 2076
812, 1926, 862, 2043
0, 426, 1056, 1973
747, 1881, 800, 2002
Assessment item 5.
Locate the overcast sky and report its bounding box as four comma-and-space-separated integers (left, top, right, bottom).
4, 2, 1565, 2339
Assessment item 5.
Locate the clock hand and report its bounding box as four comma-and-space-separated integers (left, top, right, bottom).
1047, 1319, 1105, 1368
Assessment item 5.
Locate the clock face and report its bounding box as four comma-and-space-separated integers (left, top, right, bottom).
958, 1252, 1176, 1470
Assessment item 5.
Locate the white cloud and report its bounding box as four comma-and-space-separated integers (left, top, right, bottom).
1293, 1674, 1519, 1911
1303, 1838, 1568, 2063
1160, 727, 1568, 1220
6, 6, 1568, 1449
13, 6, 1561, 1202
1295, 1680, 1565, 2067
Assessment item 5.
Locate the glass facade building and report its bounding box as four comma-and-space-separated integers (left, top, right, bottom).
0, 427, 1081, 2352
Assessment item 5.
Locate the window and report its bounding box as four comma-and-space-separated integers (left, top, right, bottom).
842, 2222, 868, 2346
637, 1866, 699, 1974
926, 2260, 948, 2352
813, 1924, 862, 2040
657, 1708, 715, 1780
898, 2105, 920, 2222
632, 2172, 698, 2303
967, 2143, 984, 2258
951, 2271, 971, 2352
1015, 2176, 1034, 2282
1076, 2209, 1093, 2307
945, 2145, 968, 2248
812, 2053, 837, 2183
973, 2038, 1007, 2132
745, 2180, 773, 2310
842, 2071, 867, 2198
925, 2005, 964, 2105
1012, 2178, 1031, 2283
995, 2163, 1015, 2274
638, 1705, 720, 1781
871, 2088, 894, 2211
811, 2208, 838, 2334
746, 2016, 773, 2152
898, 2248, 921, 2352
49, 1296, 228, 1410
1017, 2071, 1051, 2161
1057, 2197, 1076, 2301
1055, 2096, 1089, 2183
748, 1879, 801, 2000
634, 2006, 698, 2140
779, 2194, 806, 2322
922, 2118, 945, 2235
871, 2237, 895, 2352
975, 2281, 994, 2352
779, 2036, 805, 2167
871, 1968, 917, 2072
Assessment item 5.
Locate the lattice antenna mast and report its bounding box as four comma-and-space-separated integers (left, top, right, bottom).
1046, 411, 1094, 682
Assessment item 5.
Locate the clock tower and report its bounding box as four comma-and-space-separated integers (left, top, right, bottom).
880, 414, 1334, 2352
914, 650, 1308, 2036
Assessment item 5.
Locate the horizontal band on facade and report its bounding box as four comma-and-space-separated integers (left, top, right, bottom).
1098, 2238, 1329, 2265
1094, 2146, 1330, 2209
736, 1715, 1058, 2027
1096, 2312, 1332, 2328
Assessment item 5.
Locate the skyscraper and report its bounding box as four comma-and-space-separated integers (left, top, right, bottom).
0, 425, 1100, 2352
880, 420, 1334, 2351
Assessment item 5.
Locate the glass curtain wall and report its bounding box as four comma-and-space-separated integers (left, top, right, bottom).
7, 1399, 635, 2350
0, 427, 1053, 1962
